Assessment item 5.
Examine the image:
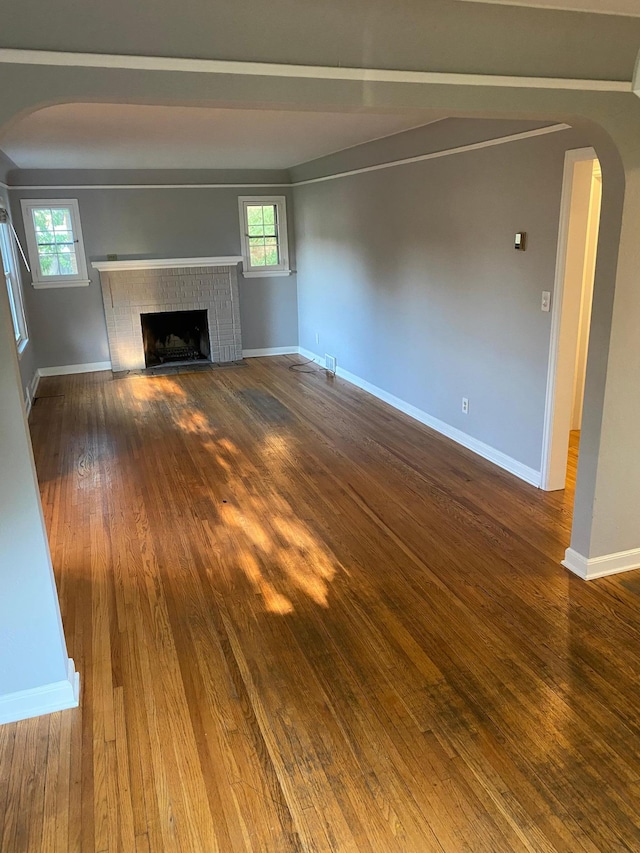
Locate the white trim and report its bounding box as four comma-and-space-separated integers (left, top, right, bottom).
10, 183, 290, 191
562, 547, 640, 580
242, 269, 292, 278
242, 346, 299, 357
20, 198, 90, 287
0, 49, 630, 93
298, 347, 541, 487
91, 256, 242, 272
33, 279, 90, 288
288, 117, 449, 169
293, 124, 570, 186
0, 658, 79, 725
5, 125, 571, 192
24, 370, 40, 416
38, 360, 111, 377
540, 147, 598, 490
457, 0, 640, 16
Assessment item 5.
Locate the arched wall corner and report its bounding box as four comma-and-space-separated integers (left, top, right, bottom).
1, 52, 639, 598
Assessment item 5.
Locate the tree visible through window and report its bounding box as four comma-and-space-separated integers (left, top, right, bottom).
246, 203, 280, 268
21, 198, 90, 288
239, 196, 290, 276
31, 206, 79, 277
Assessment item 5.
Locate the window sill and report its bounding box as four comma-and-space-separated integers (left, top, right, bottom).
32, 279, 91, 289
241, 269, 292, 278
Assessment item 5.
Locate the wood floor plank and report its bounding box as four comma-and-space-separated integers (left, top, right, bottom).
2, 359, 640, 851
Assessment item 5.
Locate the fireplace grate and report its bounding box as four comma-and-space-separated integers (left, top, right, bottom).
156, 345, 204, 363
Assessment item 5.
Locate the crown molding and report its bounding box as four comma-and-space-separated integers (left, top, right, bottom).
292, 123, 571, 186
457, 0, 640, 16
0, 48, 631, 93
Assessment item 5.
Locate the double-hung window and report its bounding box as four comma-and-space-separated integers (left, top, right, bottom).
238, 196, 290, 277
21, 199, 90, 288
0, 211, 29, 354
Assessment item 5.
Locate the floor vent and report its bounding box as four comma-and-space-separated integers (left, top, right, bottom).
325, 354, 337, 374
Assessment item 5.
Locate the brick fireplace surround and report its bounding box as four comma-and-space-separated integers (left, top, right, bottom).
92, 257, 243, 372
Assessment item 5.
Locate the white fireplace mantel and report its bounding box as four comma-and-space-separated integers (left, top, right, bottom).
91, 256, 243, 272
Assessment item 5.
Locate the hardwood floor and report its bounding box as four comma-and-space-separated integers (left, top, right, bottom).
2, 357, 640, 852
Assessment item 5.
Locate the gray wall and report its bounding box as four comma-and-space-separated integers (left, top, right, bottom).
0, 269, 71, 698
294, 126, 590, 473
9, 184, 298, 368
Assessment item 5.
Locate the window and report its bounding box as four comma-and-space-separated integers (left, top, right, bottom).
238, 196, 290, 277
21, 199, 90, 288
0, 213, 29, 354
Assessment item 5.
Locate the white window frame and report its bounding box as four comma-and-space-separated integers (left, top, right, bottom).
238, 196, 290, 278
0, 217, 29, 356
20, 198, 90, 288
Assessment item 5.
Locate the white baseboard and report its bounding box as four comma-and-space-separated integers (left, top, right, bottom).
562, 547, 640, 580
242, 346, 299, 357
0, 658, 80, 725
298, 347, 541, 488
24, 371, 40, 417
38, 360, 112, 377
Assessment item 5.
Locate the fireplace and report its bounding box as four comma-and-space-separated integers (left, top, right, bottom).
94, 257, 243, 372
141, 309, 211, 368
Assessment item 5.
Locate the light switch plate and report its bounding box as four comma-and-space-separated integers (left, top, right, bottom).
515, 232, 526, 251
541, 291, 551, 312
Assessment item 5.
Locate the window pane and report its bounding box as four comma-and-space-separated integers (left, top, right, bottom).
262, 205, 275, 225
246, 206, 263, 226
29, 204, 81, 278
51, 208, 72, 229
4, 273, 20, 341
33, 209, 53, 231
40, 254, 60, 276
58, 253, 78, 275
243, 200, 285, 269
36, 228, 55, 245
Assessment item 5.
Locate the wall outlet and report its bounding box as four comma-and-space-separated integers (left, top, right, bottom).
462, 397, 469, 414
541, 291, 551, 312
315, 332, 320, 345
325, 354, 337, 374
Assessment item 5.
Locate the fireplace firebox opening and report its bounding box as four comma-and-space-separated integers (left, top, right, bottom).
141, 310, 211, 367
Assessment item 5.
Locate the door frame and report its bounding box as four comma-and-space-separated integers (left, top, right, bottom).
540, 146, 598, 491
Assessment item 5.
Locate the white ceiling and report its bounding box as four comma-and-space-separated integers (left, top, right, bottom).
0, 103, 446, 171
456, 0, 640, 15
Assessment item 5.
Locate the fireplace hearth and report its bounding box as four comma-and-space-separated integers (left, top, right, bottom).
141, 309, 210, 368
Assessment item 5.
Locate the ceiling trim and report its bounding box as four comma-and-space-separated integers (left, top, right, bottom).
456, 0, 640, 17
8, 182, 291, 190
6, 123, 571, 191
292, 123, 571, 185
0, 48, 631, 94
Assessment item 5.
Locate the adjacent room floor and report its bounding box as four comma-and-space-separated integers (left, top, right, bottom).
2, 356, 639, 852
